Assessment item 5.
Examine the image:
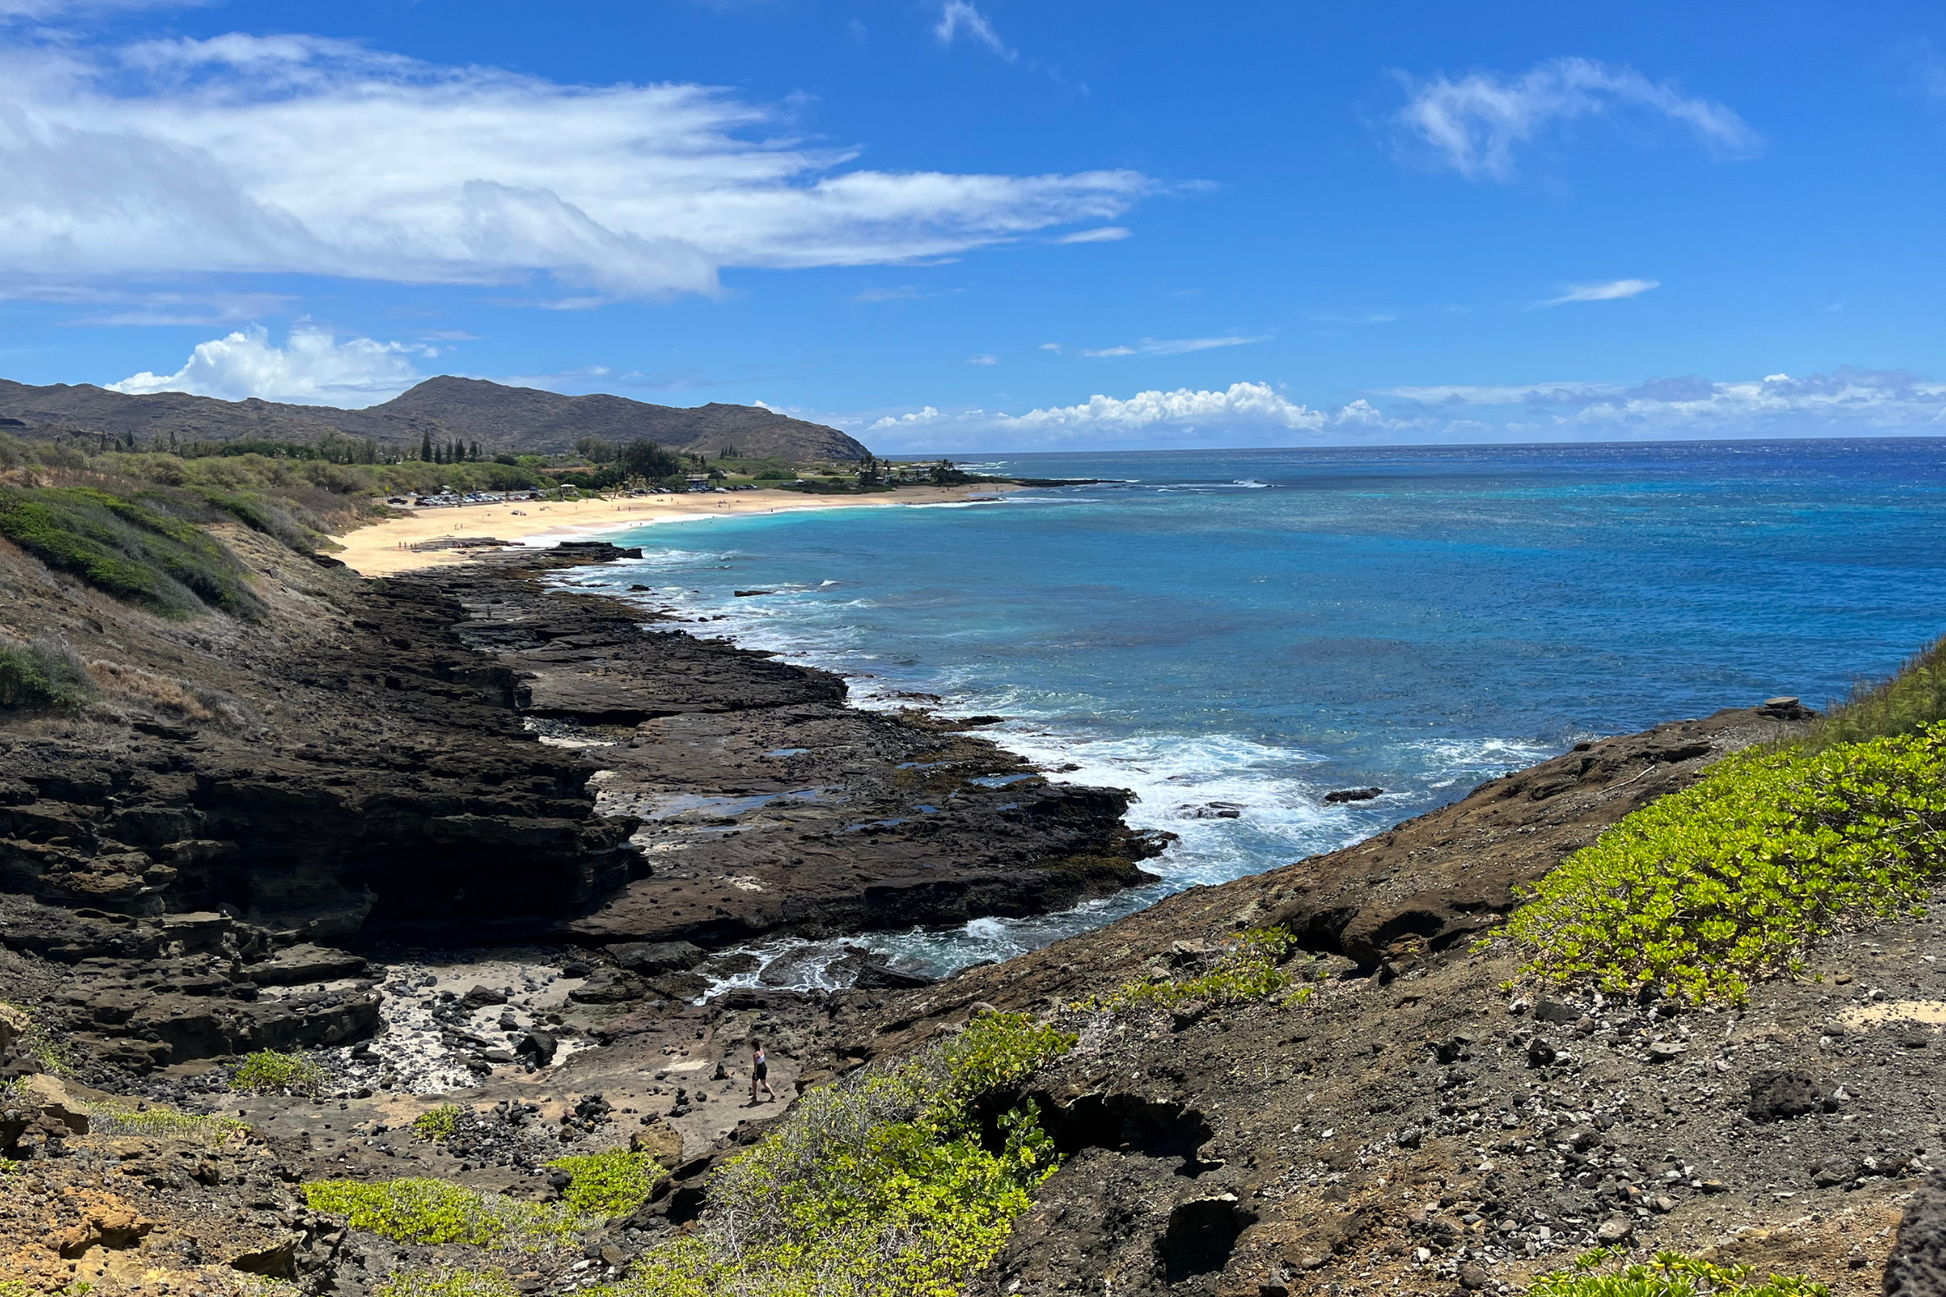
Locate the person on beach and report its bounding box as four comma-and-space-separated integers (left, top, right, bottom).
750, 1041, 775, 1105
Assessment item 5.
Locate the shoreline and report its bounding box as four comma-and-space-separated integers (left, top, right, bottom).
334, 482, 1022, 576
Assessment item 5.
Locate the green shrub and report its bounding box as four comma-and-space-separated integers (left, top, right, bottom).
375, 1269, 519, 1297
303, 1177, 586, 1249
231, 1049, 327, 1096
622, 1011, 1075, 1297
412, 1103, 464, 1142
1509, 724, 1946, 1003
0, 639, 88, 711
0, 485, 263, 619
1803, 635, 1946, 753
546, 1149, 664, 1216
1529, 1249, 1828, 1297
1087, 927, 1304, 1013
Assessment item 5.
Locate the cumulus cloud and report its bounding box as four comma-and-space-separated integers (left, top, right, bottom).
934, 1, 1015, 61
1394, 56, 1758, 180
870, 405, 944, 430
1076, 335, 1267, 358
995, 382, 1326, 434
0, 33, 1149, 301
1542, 278, 1659, 306
109, 323, 429, 405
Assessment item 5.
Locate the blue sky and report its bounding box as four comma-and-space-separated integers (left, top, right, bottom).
2, 0, 1944, 451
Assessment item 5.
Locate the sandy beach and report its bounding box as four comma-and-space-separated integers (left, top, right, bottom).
334, 483, 1019, 576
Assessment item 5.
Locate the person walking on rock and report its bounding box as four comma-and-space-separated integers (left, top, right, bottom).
750, 1041, 775, 1105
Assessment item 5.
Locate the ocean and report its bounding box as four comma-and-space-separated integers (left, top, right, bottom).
554, 438, 1946, 985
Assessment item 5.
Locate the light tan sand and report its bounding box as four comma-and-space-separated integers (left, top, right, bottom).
335, 484, 1020, 577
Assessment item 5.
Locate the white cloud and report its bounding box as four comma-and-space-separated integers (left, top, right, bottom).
1051, 226, 1130, 243
856, 364, 1946, 453
1375, 366, 1946, 433
997, 381, 1326, 434
0, 33, 1149, 301
934, 1, 1015, 61
108, 323, 428, 405
870, 405, 944, 430
1542, 278, 1659, 306
966, 353, 999, 365
1076, 335, 1267, 358
1038, 342, 1063, 352
1394, 56, 1758, 181
850, 284, 962, 303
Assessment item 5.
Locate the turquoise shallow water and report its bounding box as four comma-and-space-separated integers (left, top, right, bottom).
554, 438, 1946, 982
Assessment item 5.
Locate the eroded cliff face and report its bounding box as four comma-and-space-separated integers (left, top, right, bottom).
0, 533, 1161, 1079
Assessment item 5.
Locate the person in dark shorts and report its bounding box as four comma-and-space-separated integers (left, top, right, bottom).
750, 1041, 775, 1105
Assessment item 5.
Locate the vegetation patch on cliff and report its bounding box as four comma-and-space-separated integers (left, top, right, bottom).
545, 1149, 665, 1216
619, 1010, 1073, 1297
1802, 634, 1946, 753
0, 637, 88, 712
0, 484, 265, 619
1509, 723, 1946, 1004
303, 1176, 589, 1250
231, 1049, 326, 1096
1084, 926, 1309, 1014
1530, 1249, 1828, 1297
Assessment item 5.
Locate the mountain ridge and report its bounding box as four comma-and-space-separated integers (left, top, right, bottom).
0, 374, 872, 461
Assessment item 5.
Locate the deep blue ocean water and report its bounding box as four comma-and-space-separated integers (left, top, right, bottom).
552, 439, 1946, 984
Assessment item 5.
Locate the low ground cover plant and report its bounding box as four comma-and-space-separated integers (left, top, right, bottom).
412, 1103, 464, 1142
230, 1049, 326, 1096
545, 1149, 664, 1216
374, 1268, 519, 1297
1084, 927, 1306, 1014
614, 1010, 1075, 1297
81, 1098, 250, 1146
302, 1177, 587, 1250
1509, 722, 1946, 1003
1528, 1249, 1828, 1297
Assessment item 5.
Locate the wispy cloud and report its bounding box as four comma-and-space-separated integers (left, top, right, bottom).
934, 1, 1015, 62
1373, 366, 1946, 432
966, 353, 999, 365
850, 285, 957, 303
1310, 311, 1398, 325
1051, 226, 1130, 244
0, 33, 1150, 303
108, 323, 430, 405
1394, 56, 1758, 181
1076, 335, 1267, 358
1541, 278, 1660, 306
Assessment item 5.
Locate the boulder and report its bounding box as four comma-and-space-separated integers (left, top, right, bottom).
1746, 1069, 1824, 1122
605, 941, 706, 976
244, 944, 369, 986
569, 969, 648, 1004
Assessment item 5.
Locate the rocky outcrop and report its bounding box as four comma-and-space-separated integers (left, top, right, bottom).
1262, 704, 1811, 967
810, 698, 1935, 1297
